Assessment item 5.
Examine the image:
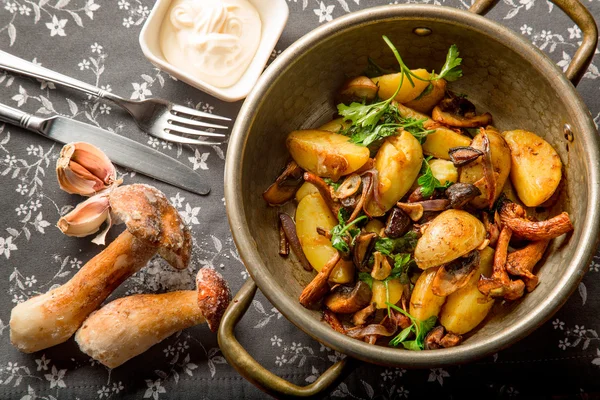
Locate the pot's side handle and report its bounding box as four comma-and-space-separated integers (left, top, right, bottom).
470, 0, 597, 86
218, 279, 349, 399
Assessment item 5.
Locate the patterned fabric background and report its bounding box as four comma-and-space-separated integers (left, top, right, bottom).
1, 0, 600, 399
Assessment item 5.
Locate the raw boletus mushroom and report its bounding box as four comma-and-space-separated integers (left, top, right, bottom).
10, 184, 191, 353
324, 281, 372, 314
75, 268, 230, 368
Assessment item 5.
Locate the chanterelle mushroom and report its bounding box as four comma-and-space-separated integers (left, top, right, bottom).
10, 184, 191, 353
75, 268, 230, 368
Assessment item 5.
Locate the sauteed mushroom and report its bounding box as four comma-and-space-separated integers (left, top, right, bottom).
499, 202, 574, 241
506, 240, 550, 292
446, 183, 481, 209
323, 310, 346, 333
263, 161, 304, 205
324, 281, 372, 313
353, 232, 377, 271
477, 226, 525, 300
371, 252, 392, 280
432, 250, 480, 296
352, 303, 377, 326
299, 253, 341, 308
424, 326, 462, 349
448, 146, 483, 167
432, 95, 492, 128
384, 207, 412, 238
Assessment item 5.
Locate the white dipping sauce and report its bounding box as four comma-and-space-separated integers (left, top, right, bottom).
159, 0, 262, 88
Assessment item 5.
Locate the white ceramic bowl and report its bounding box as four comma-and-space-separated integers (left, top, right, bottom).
139, 0, 289, 102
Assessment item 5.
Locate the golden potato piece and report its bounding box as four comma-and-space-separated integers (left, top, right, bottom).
429, 159, 458, 185
372, 69, 431, 103
440, 247, 495, 334
364, 219, 385, 234
459, 129, 511, 208
409, 268, 446, 321
287, 130, 370, 181
414, 209, 486, 269
295, 193, 338, 272
366, 131, 423, 216
404, 79, 447, 114
393, 103, 471, 160
318, 118, 351, 133
295, 182, 319, 203
372, 278, 403, 309
422, 128, 472, 160
338, 76, 378, 102
503, 129, 562, 207
329, 259, 355, 284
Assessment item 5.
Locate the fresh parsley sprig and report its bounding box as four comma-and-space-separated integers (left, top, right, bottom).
387, 303, 437, 350
417, 156, 452, 199
330, 209, 367, 254
374, 231, 418, 256
432, 44, 463, 82
337, 36, 408, 137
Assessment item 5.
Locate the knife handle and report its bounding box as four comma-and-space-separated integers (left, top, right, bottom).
0, 50, 120, 102
0, 103, 45, 133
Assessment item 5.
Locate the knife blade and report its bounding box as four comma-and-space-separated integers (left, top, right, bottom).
0, 102, 210, 195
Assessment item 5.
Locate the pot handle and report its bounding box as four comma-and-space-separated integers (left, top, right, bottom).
469, 0, 598, 86
218, 279, 349, 399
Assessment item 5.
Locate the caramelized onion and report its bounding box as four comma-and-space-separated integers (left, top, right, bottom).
279, 213, 312, 271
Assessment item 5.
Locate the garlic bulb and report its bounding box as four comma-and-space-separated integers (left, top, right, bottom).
57, 193, 111, 241
57, 142, 119, 196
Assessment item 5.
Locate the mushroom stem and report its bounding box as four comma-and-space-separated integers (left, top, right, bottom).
10, 230, 156, 353
75, 268, 230, 368
506, 240, 550, 292
499, 202, 574, 241
299, 253, 341, 308
477, 226, 525, 300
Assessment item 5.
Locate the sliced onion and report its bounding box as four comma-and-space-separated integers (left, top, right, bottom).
481, 130, 496, 209
346, 323, 397, 339
279, 213, 313, 271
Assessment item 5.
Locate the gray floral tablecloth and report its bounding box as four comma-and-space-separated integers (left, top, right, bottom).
1, 0, 600, 399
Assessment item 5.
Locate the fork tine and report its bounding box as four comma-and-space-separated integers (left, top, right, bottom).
171, 105, 232, 121
156, 131, 224, 146
168, 114, 229, 130
166, 125, 226, 138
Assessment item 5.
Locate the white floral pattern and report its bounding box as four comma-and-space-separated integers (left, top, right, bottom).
1, 0, 600, 398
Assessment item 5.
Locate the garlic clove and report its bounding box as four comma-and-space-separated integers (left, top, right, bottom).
57, 194, 110, 238
57, 142, 118, 196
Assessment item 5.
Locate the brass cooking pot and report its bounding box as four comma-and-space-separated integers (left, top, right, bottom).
220, 0, 600, 397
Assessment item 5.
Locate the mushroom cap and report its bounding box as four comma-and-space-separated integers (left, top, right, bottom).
196, 267, 231, 332
108, 184, 191, 270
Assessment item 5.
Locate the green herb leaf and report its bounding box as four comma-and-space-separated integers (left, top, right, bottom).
358, 272, 374, 289
387, 303, 438, 351
417, 157, 452, 198
434, 44, 463, 82
413, 82, 434, 101
330, 210, 367, 254
324, 178, 341, 191
389, 325, 413, 347
364, 57, 397, 78
374, 232, 418, 256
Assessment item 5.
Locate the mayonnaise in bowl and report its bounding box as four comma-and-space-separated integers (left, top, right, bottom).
159, 0, 262, 88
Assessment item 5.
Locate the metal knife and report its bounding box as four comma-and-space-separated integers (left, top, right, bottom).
0, 103, 210, 195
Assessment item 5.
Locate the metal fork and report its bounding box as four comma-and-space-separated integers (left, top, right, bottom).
0, 50, 229, 146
